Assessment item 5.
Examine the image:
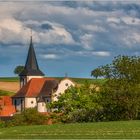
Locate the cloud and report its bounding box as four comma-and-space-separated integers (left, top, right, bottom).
91, 51, 111, 57
80, 34, 95, 50
39, 54, 59, 60
38, 24, 76, 45
75, 50, 111, 57
121, 32, 140, 47
81, 24, 107, 32
0, 1, 140, 77
0, 18, 31, 45
0, 17, 76, 46
121, 16, 140, 25
107, 17, 121, 24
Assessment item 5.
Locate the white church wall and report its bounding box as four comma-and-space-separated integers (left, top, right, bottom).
53, 79, 75, 101
27, 76, 43, 82
37, 102, 47, 112
25, 97, 37, 108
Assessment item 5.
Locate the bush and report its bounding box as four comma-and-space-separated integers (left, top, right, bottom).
0, 120, 6, 128
60, 108, 104, 123
7, 108, 48, 127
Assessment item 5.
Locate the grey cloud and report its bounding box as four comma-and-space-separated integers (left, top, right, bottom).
0, 1, 140, 60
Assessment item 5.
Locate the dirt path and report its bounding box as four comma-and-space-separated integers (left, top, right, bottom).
0, 82, 19, 92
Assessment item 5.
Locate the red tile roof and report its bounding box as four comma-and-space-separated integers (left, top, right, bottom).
12, 78, 58, 98
0, 96, 16, 116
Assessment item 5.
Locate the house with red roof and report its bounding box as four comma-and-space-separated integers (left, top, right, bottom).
12, 35, 75, 112
0, 96, 16, 117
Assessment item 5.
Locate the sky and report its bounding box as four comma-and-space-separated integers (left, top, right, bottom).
0, 1, 140, 78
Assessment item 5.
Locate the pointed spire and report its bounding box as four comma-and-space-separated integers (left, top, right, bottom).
19, 33, 44, 76
25, 36, 39, 70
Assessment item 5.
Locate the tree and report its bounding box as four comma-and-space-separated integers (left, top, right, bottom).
98, 55, 140, 120
99, 55, 140, 81
50, 82, 103, 122
91, 68, 103, 79
14, 65, 24, 75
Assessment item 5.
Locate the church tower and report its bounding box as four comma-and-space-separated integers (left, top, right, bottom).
19, 36, 44, 87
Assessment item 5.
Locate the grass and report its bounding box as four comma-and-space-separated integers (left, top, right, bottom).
70, 77, 106, 85
0, 90, 15, 96
0, 77, 19, 82
0, 77, 105, 85
0, 120, 140, 139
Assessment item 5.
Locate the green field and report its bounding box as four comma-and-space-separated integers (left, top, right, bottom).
0, 121, 140, 139
0, 90, 15, 96
0, 77, 19, 82
0, 77, 105, 85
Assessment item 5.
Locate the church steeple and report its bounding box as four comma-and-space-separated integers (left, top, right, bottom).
24, 35, 41, 74
19, 34, 44, 87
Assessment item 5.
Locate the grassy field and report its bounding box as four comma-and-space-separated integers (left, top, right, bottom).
0, 90, 15, 96
0, 121, 140, 139
0, 77, 19, 82
0, 77, 106, 85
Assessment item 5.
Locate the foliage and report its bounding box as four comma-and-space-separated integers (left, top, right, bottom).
97, 55, 140, 120
50, 82, 103, 122
52, 55, 140, 122
95, 55, 140, 81
0, 120, 6, 128
14, 65, 24, 75
91, 68, 104, 79
7, 108, 48, 126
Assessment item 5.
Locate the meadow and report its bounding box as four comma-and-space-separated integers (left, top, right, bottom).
0, 90, 15, 96
0, 120, 140, 139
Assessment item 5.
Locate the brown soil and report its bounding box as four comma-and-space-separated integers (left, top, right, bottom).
0, 82, 19, 92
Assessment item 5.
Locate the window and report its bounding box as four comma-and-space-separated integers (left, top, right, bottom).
14, 100, 17, 106
65, 83, 68, 86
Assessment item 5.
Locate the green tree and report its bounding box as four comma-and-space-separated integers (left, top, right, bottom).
91, 68, 103, 79
50, 82, 103, 122
14, 65, 24, 75
98, 55, 140, 120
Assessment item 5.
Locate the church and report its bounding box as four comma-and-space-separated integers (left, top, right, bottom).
12, 36, 75, 113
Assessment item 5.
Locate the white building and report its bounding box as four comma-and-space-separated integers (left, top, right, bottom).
12, 36, 75, 112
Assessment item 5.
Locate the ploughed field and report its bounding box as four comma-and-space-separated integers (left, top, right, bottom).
0, 121, 140, 139
0, 82, 19, 93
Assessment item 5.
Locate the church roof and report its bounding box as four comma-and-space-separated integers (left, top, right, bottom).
19, 36, 44, 76
12, 78, 59, 98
